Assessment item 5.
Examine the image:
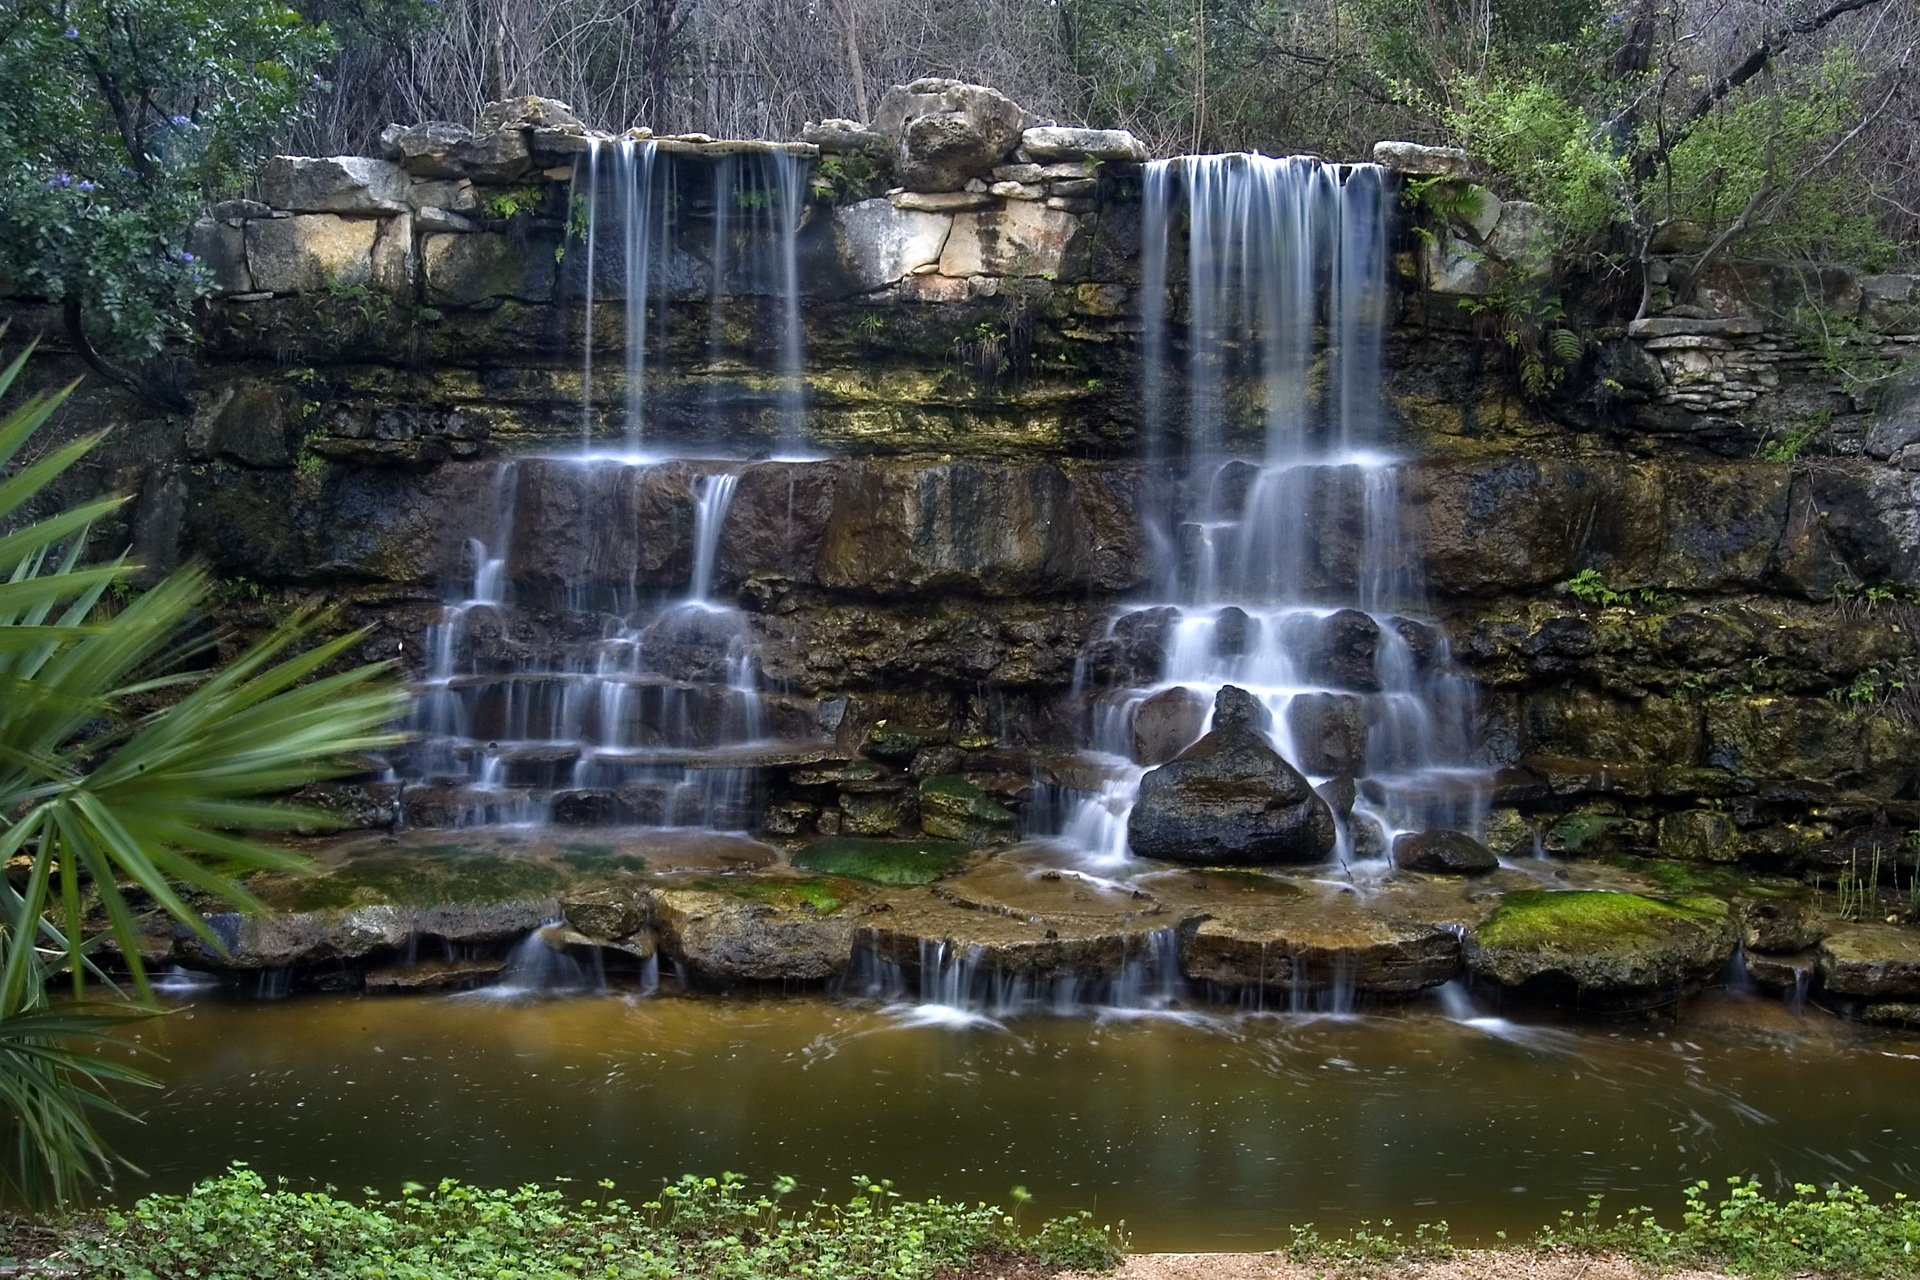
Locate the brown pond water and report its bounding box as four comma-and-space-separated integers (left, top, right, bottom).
102, 993, 1920, 1250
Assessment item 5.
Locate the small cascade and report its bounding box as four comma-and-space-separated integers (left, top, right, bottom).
482, 923, 604, 997
1057, 154, 1489, 871
840, 929, 1190, 1022
394, 142, 817, 830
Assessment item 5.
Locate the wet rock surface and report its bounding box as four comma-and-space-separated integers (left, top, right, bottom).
1392, 830, 1499, 875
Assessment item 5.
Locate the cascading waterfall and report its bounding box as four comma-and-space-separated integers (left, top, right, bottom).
393, 143, 813, 828
1058, 154, 1488, 870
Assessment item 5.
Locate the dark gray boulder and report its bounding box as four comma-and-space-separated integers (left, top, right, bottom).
1391, 829, 1498, 875
1126, 686, 1337, 865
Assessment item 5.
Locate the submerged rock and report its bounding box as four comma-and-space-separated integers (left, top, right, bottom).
1126, 686, 1337, 865
1464, 890, 1736, 1007
1391, 830, 1498, 876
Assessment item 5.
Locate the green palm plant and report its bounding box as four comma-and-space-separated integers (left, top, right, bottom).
0, 334, 406, 1205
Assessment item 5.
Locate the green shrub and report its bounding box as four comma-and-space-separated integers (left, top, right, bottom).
56, 1166, 1124, 1279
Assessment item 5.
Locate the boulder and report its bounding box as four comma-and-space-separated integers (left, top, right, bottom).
1463, 890, 1736, 1006
1017, 126, 1147, 162
939, 201, 1083, 277
1126, 686, 1337, 865
918, 774, 1017, 844
1297, 609, 1381, 691
872, 78, 1029, 191
1392, 830, 1498, 875
477, 95, 583, 132
1286, 692, 1367, 776
1132, 686, 1207, 766
1734, 896, 1821, 955
257, 156, 410, 214
1864, 366, 1920, 461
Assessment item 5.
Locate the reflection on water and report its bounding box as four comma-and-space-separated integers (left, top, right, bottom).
103, 994, 1920, 1250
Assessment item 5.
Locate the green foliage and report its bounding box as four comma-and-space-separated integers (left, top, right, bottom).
1659, 51, 1889, 270
1438, 73, 1628, 251
1760, 411, 1830, 463
485, 185, 546, 220
1285, 1216, 1455, 1266
1540, 1178, 1920, 1280
1563, 567, 1626, 607
59, 1165, 1125, 1278
0, 0, 333, 358
0, 340, 405, 1204
791, 838, 970, 887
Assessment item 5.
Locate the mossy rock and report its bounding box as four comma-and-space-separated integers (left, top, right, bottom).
249, 848, 571, 912
693, 876, 845, 916
1465, 889, 1736, 1007
918, 775, 1017, 845
1543, 812, 1651, 858
791, 837, 970, 886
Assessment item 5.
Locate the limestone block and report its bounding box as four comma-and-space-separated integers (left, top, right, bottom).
244, 214, 377, 293
803, 118, 890, 156
833, 199, 953, 292
1372, 141, 1470, 178
381, 121, 530, 181
477, 95, 582, 132
257, 155, 410, 214
422, 231, 555, 304
1018, 126, 1148, 162
372, 214, 414, 294
887, 190, 991, 213
186, 218, 252, 294
939, 201, 1081, 278
989, 180, 1044, 201
410, 179, 479, 213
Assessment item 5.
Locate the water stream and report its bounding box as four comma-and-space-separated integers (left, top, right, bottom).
393, 145, 814, 828
1055, 155, 1488, 871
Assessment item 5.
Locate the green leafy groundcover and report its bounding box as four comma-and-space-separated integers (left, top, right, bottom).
45, 1166, 1123, 1279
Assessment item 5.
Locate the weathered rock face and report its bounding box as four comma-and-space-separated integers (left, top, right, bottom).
1126, 686, 1339, 865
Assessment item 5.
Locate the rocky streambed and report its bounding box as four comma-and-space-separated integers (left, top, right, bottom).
137, 824, 1920, 1026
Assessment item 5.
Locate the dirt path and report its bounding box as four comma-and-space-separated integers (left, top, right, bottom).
1064, 1251, 1736, 1280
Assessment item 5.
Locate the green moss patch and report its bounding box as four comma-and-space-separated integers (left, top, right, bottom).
1610, 856, 1799, 901
1478, 889, 1725, 950
250, 849, 570, 912
555, 844, 648, 873
792, 837, 970, 886
695, 876, 844, 915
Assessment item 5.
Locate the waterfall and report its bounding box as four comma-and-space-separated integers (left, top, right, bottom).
1058, 154, 1488, 871
392, 143, 813, 830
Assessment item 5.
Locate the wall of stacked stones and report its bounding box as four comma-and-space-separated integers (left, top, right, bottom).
10, 83, 1919, 872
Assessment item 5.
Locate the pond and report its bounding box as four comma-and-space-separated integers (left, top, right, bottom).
102, 990, 1920, 1250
